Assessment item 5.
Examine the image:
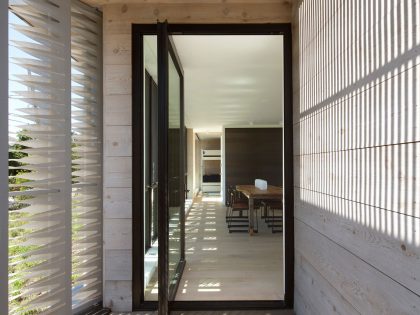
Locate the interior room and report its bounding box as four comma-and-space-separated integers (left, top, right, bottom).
141, 34, 285, 302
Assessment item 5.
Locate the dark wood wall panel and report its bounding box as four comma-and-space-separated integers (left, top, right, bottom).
225, 128, 283, 202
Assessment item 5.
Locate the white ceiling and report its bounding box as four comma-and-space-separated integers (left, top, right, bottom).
172, 35, 284, 133
196, 132, 222, 141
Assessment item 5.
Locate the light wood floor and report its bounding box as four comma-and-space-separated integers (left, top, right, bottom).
175, 195, 284, 301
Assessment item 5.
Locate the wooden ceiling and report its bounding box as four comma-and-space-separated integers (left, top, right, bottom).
82, 0, 292, 10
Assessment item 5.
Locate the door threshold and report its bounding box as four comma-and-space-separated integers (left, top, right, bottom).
169, 300, 288, 311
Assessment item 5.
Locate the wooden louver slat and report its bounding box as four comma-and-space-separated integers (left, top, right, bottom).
70, 0, 103, 311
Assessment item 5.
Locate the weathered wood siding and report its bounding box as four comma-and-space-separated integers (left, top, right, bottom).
292, 0, 420, 314
102, 1, 292, 311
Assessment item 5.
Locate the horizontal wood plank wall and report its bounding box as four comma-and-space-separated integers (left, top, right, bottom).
102, 1, 292, 312
292, 0, 420, 314
225, 128, 283, 202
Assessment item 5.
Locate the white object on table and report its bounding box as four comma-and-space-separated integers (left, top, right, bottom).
255, 179, 267, 190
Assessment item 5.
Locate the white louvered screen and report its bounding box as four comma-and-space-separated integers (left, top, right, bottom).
8, 0, 71, 314
70, 0, 103, 311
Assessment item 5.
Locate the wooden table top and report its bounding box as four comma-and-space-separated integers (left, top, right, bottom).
236, 185, 283, 200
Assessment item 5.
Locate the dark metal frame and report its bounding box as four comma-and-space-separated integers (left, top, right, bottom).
132, 23, 294, 312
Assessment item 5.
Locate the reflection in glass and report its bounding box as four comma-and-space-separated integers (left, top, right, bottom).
143, 35, 158, 301
168, 52, 182, 288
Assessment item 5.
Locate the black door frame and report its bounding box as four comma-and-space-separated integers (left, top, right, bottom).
132, 23, 294, 312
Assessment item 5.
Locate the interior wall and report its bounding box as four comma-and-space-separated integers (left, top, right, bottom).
197, 138, 221, 190
200, 138, 221, 150
293, 1, 420, 314
102, 2, 292, 311
224, 128, 283, 203
203, 160, 220, 176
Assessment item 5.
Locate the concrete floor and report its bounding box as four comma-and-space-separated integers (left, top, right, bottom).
175, 195, 284, 301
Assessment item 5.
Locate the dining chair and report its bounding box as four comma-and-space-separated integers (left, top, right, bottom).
262, 200, 283, 233
226, 186, 250, 233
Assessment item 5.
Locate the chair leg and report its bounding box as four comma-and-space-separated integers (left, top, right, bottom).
270, 206, 283, 233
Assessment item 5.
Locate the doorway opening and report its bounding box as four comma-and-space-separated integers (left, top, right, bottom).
132, 24, 293, 312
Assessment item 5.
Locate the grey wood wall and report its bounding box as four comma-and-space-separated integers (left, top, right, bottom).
292, 0, 420, 314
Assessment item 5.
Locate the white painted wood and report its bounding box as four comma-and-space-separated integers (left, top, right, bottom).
105, 125, 132, 157
104, 188, 132, 219
104, 218, 132, 250
0, 2, 8, 313
104, 249, 132, 280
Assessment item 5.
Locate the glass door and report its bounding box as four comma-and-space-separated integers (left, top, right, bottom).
157, 21, 185, 315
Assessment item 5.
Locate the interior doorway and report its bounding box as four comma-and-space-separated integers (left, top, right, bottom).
132, 24, 294, 313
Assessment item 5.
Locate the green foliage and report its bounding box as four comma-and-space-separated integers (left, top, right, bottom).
8, 131, 41, 314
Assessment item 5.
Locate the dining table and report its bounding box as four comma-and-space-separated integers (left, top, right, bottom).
236, 184, 283, 235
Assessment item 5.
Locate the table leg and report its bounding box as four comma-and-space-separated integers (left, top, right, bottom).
249, 197, 254, 235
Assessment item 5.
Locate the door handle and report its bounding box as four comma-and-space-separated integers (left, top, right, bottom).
146, 182, 158, 190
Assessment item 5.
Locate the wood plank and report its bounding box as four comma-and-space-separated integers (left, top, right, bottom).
295, 250, 360, 315
295, 219, 420, 315
104, 64, 132, 95
104, 218, 132, 250
104, 156, 132, 188
104, 249, 132, 280
295, 189, 420, 296
236, 184, 283, 199
104, 94, 132, 126
295, 64, 420, 153
295, 143, 420, 218
177, 197, 284, 301
294, 287, 314, 315
104, 125, 132, 157
104, 34, 131, 65
88, 0, 292, 6
103, 280, 132, 312
104, 187, 132, 219
104, 2, 292, 29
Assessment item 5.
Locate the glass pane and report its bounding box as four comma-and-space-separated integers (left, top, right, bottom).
143, 35, 159, 301
168, 51, 182, 288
